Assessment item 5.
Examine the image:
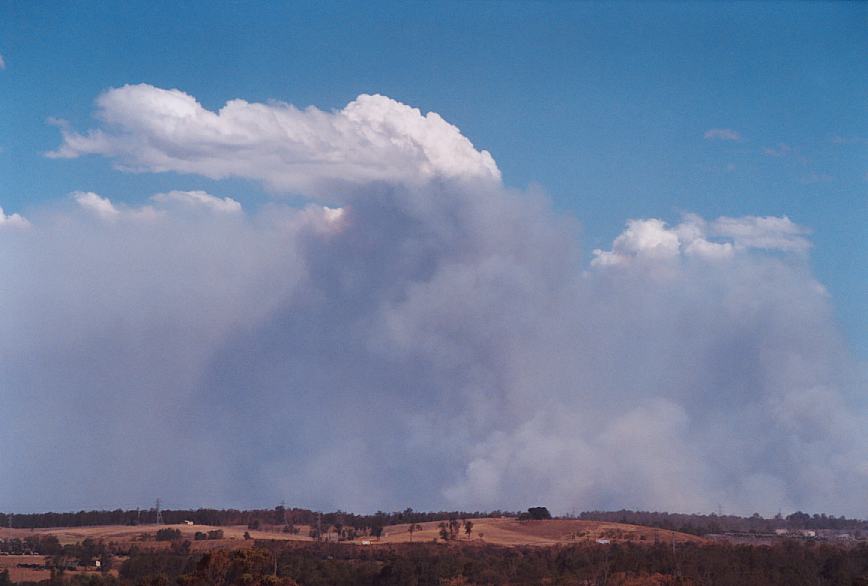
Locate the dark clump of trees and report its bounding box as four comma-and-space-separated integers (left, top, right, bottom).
155, 528, 182, 542
5, 539, 868, 585
54, 540, 866, 586
177, 549, 298, 586
0, 535, 63, 556
192, 530, 223, 541
0, 536, 115, 582
521, 507, 552, 520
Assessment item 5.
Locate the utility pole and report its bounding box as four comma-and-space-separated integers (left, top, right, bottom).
672, 531, 681, 579
1, 513, 10, 554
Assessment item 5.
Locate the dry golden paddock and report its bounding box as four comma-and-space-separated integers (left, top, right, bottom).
3, 517, 703, 548
376, 518, 705, 546
0, 519, 704, 582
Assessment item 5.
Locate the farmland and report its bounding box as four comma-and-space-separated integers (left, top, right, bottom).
3, 515, 868, 585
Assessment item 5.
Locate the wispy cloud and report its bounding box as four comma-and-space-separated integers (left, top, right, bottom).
830, 135, 866, 145
801, 172, 834, 185
762, 143, 792, 157
711, 214, 811, 253
0, 53, 6, 70
762, 142, 811, 166
704, 128, 742, 141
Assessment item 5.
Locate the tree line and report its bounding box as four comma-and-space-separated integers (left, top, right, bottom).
2, 506, 864, 536
4, 540, 868, 585
578, 510, 868, 536
0, 507, 515, 532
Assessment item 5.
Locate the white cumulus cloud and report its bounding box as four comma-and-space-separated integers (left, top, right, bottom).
151, 190, 242, 214
48, 85, 501, 197
73, 191, 121, 220
74, 190, 166, 222
591, 218, 681, 267
0, 207, 29, 228
592, 213, 809, 267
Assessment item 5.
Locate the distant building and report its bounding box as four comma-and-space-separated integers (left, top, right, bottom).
184, 520, 194, 525
801, 530, 816, 538
774, 529, 788, 536
596, 538, 610, 544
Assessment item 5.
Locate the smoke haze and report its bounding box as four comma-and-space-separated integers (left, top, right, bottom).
2, 86, 865, 516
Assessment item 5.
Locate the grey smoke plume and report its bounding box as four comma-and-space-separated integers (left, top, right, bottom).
0, 86, 865, 516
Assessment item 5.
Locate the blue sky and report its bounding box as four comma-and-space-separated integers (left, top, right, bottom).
1, 2, 865, 356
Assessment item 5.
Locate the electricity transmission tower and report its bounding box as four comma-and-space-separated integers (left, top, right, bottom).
155, 499, 164, 525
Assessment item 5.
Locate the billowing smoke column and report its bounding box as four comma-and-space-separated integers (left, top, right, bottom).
1, 85, 865, 515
